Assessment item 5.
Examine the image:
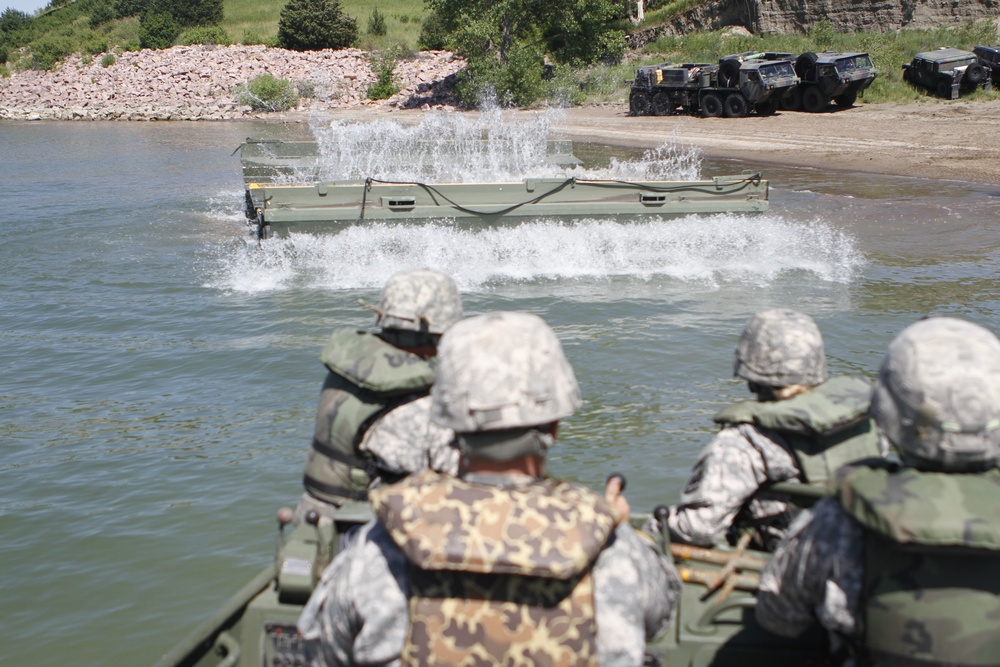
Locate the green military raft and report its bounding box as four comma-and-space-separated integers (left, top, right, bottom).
152, 489, 828, 667
238, 139, 770, 240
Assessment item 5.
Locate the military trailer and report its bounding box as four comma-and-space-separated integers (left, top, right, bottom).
783, 51, 878, 111
902, 48, 991, 99
973, 45, 1000, 85
628, 58, 800, 118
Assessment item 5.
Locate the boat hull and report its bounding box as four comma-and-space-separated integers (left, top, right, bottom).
244, 175, 770, 239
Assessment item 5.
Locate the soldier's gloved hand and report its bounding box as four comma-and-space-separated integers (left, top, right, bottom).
605, 474, 631, 525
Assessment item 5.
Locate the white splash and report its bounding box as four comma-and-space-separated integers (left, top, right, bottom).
209, 214, 864, 294
305, 107, 702, 183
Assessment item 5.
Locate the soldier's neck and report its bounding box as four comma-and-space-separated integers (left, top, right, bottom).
459, 454, 546, 481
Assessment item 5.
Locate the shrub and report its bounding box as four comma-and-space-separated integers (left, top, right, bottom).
30, 35, 75, 70
123, 38, 141, 51
89, 3, 115, 28
277, 0, 358, 52
0, 64, 8, 78
84, 38, 109, 55
101, 52, 116, 67
0, 47, 7, 64
237, 73, 298, 111
178, 26, 230, 45
417, 10, 449, 51
367, 48, 400, 99
241, 29, 265, 45
368, 8, 387, 37
295, 79, 317, 98
113, 0, 146, 19
140, 11, 180, 49
456, 43, 546, 107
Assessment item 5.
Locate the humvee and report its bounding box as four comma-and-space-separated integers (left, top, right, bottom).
973, 45, 1000, 85
902, 48, 992, 99
783, 51, 878, 111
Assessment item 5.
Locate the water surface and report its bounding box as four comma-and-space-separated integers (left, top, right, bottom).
2, 113, 998, 666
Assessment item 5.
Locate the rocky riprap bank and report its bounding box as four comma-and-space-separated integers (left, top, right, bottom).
0, 44, 465, 121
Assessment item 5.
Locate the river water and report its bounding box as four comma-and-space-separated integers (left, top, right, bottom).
3, 112, 999, 667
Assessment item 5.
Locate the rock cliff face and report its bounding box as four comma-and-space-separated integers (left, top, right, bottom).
630, 0, 999, 47
754, 0, 999, 34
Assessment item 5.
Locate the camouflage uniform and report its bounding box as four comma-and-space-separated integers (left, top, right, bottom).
298, 470, 681, 667
295, 269, 462, 525
299, 312, 680, 666
756, 317, 1000, 665
666, 310, 880, 549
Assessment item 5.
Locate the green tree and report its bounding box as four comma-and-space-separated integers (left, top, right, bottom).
0, 8, 33, 36
424, 0, 626, 105
139, 11, 180, 49
277, 0, 358, 52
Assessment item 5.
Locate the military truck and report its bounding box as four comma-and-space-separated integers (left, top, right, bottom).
902, 48, 992, 99
783, 51, 878, 111
973, 45, 1000, 85
629, 57, 800, 118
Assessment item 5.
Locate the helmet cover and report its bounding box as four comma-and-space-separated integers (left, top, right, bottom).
431, 312, 581, 433
376, 268, 462, 335
871, 317, 1000, 471
734, 308, 827, 387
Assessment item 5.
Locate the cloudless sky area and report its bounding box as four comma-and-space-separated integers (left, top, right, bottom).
2, 0, 51, 14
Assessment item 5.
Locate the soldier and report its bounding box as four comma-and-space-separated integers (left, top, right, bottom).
298, 311, 680, 666
664, 308, 882, 550
756, 317, 1000, 664
293, 268, 463, 526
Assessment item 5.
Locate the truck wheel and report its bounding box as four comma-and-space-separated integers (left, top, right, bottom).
795, 52, 818, 78
719, 61, 741, 88
652, 92, 675, 116
630, 90, 652, 116
902, 68, 913, 84
802, 86, 828, 112
937, 80, 953, 99
834, 90, 857, 108
701, 93, 723, 118
780, 87, 802, 111
755, 98, 780, 116
966, 63, 987, 86
723, 94, 748, 118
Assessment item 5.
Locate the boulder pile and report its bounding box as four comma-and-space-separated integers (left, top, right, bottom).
0, 44, 465, 121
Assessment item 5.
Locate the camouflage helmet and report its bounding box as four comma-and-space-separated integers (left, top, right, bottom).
871, 317, 1000, 471
733, 308, 827, 388
431, 312, 582, 433
375, 268, 462, 335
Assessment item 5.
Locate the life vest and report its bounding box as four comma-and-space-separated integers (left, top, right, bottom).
713, 375, 881, 485
838, 463, 1000, 665
370, 470, 619, 667
303, 328, 436, 504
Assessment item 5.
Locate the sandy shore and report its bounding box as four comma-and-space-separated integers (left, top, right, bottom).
554, 101, 1000, 185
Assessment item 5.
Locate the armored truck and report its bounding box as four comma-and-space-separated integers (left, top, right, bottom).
903, 48, 992, 99
629, 58, 799, 118
783, 51, 878, 111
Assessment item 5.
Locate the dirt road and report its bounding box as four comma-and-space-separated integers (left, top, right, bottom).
551, 101, 1000, 185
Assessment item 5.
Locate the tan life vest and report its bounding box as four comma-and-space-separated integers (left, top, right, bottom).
370, 470, 620, 666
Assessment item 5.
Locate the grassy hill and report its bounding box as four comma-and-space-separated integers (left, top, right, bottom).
1, 0, 428, 69
220, 0, 427, 50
